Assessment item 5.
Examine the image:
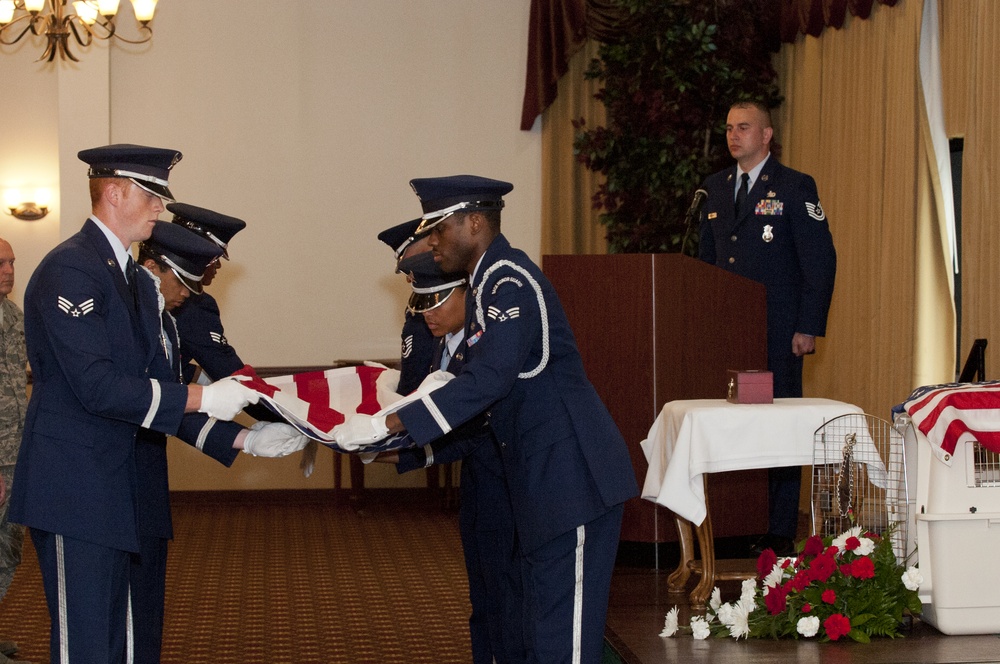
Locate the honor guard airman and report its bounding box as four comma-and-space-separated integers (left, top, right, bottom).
337, 175, 639, 664
377, 218, 437, 395
9, 145, 261, 663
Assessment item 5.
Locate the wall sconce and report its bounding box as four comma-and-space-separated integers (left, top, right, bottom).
4, 187, 51, 221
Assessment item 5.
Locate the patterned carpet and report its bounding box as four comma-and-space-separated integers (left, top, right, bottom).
0, 491, 474, 664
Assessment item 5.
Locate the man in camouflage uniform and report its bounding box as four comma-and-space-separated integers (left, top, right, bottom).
0, 237, 29, 664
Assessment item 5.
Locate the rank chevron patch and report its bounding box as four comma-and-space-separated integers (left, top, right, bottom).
209, 331, 229, 346
487, 305, 520, 322
57, 296, 94, 317
805, 201, 826, 221
401, 334, 413, 358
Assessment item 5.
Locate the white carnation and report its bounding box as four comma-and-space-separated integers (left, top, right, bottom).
855, 537, 875, 556
716, 602, 735, 626
690, 616, 711, 640
740, 578, 757, 604
797, 615, 820, 637
902, 566, 924, 591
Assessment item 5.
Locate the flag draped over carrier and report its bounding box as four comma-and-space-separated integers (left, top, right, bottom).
900, 381, 1000, 465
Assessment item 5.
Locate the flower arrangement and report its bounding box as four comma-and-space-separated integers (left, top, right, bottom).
660, 526, 923, 643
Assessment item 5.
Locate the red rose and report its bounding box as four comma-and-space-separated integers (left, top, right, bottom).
822, 589, 836, 604
840, 563, 853, 576
825, 546, 839, 557
845, 536, 861, 551
824, 613, 851, 640
765, 584, 788, 615
803, 535, 825, 557
851, 556, 875, 579
757, 548, 778, 580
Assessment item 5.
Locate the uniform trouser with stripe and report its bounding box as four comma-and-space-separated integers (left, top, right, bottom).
129, 535, 168, 664
31, 528, 132, 664
520, 504, 624, 664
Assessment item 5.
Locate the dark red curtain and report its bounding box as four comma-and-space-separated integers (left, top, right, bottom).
520, 0, 900, 131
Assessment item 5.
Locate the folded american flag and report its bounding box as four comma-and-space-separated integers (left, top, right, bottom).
901, 381, 1000, 465
232, 365, 416, 454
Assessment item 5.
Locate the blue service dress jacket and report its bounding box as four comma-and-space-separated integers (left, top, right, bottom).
135, 307, 242, 541
698, 158, 836, 382
173, 290, 282, 423
397, 234, 639, 553
10, 219, 189, 553
397, 310, 437, 395
174, 291, 243, 384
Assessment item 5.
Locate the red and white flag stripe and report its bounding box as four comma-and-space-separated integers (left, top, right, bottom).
903, 382, 1000, 465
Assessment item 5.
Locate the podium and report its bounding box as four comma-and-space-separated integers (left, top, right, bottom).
542, 253, 769, 543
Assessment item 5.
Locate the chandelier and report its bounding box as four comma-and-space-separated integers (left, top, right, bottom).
0, 0, 158, 62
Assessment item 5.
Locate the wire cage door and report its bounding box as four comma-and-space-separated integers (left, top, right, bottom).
812, 413, 909, 561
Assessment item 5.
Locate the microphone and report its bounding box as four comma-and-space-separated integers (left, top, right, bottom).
683, 188, 708, 226
680, 188, 708, 255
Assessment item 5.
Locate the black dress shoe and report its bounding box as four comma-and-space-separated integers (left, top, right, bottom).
750, 534, 795, 557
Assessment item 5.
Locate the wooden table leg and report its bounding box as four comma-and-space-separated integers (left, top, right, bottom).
689, 505, 717, 609
669, 476, 755, 610
668, 514, 695, 591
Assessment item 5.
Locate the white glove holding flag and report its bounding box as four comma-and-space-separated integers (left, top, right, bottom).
199, 376, 260, 421
242, 421, 310, 457
375, 369, 402, 407
412, 370, 454, 398
333, 414, 390, 451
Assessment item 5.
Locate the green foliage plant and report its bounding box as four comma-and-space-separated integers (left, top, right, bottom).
574, 0, 783, 254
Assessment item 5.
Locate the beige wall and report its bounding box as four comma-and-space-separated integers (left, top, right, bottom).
1, 1, 539, 490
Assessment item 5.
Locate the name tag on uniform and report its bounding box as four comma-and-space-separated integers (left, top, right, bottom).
707, 212, 717, 220
755, 200, 784, 215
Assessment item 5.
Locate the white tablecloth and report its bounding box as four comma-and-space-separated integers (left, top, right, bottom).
640, 398, 863, 525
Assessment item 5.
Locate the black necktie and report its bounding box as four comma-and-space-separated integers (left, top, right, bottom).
126, 256, 139, 310
735, 172, 749, 218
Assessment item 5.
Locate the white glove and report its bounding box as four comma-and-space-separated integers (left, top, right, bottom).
375, 368, 402, 406
243, 422, 310, 457
332, 413, 389, 451
199, 377, 260, 421
363, 360, 390, 369
412, 370, 454, 398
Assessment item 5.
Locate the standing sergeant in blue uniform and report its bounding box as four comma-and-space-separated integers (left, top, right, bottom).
335, 176, 639, 664
132, 221, 309, 664
9, 144, 262, 664
376, 255, 525, 664
377, 218, 436, 395
698, 100, 837, 556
